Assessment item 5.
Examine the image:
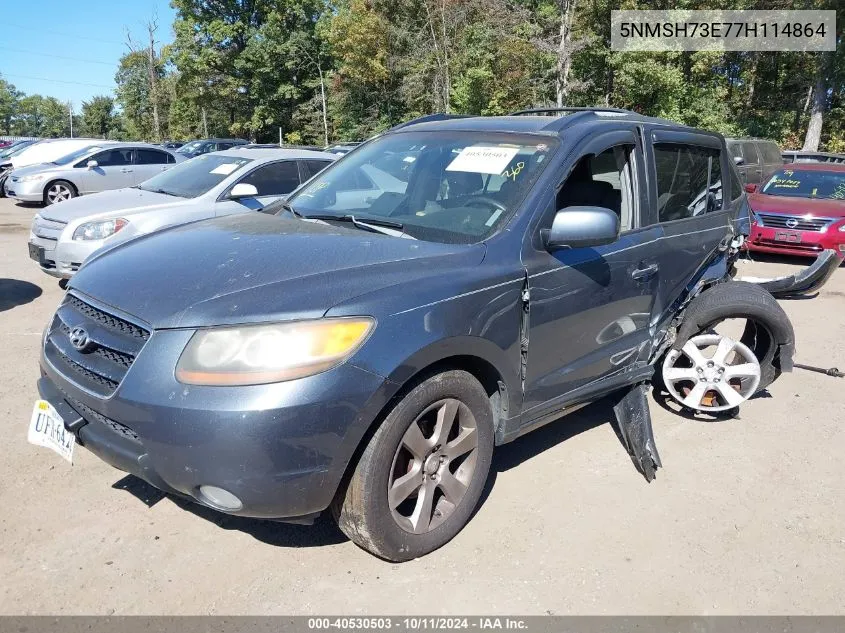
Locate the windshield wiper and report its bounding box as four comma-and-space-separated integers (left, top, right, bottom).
280, 202, 303, 218
305, 214, 415, 239
146, 188, 179, 197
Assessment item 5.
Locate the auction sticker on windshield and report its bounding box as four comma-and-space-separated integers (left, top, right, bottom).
210, 163, 242, 176
27, 400, 74, 463
446, 146, 520, 175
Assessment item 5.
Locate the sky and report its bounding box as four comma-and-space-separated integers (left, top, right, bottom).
1, 0, 177, 113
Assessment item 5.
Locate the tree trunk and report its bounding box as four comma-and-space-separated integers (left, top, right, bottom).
744, 53, 759, 108
555, 0, 577, 107
147, 24, 161, 142
802, 53, 832, 151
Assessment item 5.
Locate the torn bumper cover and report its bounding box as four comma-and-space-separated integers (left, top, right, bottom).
614, 383, 662, 482
741, 249, 842, 299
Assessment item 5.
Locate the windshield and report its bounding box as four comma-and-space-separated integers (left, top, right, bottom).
761, 168, 845, 200
284, 132, 556, 243
0, 141, 35, 160
52, 145, 104, 166
137, 154, 252, 198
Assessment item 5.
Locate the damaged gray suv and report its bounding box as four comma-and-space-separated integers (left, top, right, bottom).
34, 108, 811, 561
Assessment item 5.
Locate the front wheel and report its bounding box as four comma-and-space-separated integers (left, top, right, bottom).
334, 370, 494, 561
44, 180, 76, 206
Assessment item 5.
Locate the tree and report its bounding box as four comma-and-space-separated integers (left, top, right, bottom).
0, 77, 23, 135
81, 96, 117, 138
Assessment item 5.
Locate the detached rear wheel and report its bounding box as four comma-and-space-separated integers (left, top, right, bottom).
44, 180, 76, 205
334, 370, 494, 561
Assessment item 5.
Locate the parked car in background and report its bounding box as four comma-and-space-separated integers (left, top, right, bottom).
0, 139, 38, 160
27, 147, 335, 279
176, 138, 248, 158
0, 140, 13, 149
782, 150, 845, 165
745, 163, 845, 258
160, 141, 184, 150
324, 142, 362, 155
31, 109, 799, 562
1, 139, 102, 198
725, 137, 783, 184
6, 143, 183, 205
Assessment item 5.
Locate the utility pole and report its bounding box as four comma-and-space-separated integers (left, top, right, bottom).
68, 101, 73, 137
126, 15, 161, 142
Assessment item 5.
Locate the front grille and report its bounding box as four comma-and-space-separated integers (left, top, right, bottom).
45, 294, 150, 397
66, 396, 140, 443
757, 213, 833, 232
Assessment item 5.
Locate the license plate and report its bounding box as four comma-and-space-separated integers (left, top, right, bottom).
28, 400, 75, 463
28, 242, 45, 263
774, 231, 801, 243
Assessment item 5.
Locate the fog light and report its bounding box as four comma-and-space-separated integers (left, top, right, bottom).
198, 485, 243, 511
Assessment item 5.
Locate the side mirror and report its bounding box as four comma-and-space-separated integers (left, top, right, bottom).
544, 206, 620, 250
86, 160, 98, 169
744, 183, 757, 193
229, 183, 258, 199
733, 156, 745, 166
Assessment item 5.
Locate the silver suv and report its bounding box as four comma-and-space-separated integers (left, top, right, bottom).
5, 143, 183, 205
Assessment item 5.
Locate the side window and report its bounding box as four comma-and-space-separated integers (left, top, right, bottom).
217, 143, 233, 151
237, 161, 301, 196
167, 153, 176, 164
741, 142, 760, 165
92, 148, 133, 167
303, 159, 332, 179
760, 143, 782, 164
556, 144, 637, 232
653, 143, 723, 222
135, 149, 170, 165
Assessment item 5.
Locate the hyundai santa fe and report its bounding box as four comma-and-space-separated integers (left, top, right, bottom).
30, 109, 797, 561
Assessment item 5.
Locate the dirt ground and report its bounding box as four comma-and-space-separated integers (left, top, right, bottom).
1, 196, 843, 615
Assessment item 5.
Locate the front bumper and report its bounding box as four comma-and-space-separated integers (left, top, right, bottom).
38, 328, 392, 520
28, 232, 102, 279
7, 177, 46, 202
747, 223, 845, 257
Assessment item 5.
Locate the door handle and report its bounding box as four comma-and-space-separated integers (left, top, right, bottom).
631, 263, 658, 281
120, 168, 133, 173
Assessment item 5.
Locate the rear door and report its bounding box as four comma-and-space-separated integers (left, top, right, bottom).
133, 148, 174, 185
643, 129, 735, 324
77, 147, 135, 194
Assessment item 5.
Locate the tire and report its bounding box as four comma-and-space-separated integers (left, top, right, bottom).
43, 180, 77, 206
672, 281, 794, 392
334, 370, 494, 561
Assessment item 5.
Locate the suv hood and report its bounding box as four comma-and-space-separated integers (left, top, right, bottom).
70, 213, 486, 329
40, 188, 191, 222
748, 193, 845, 218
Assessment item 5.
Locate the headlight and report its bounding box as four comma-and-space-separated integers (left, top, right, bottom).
72, 218, 128, 241
175, 318, 376, 386
17, 173, 47, 183
750, 209, 763, 226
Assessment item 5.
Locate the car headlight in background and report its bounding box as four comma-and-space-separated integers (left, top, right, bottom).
17, 173, 48, 183
750, 210, 763, 227
72, 218, 128, 241
175, 317, 376, 386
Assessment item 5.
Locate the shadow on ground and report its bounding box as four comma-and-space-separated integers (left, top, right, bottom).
0, 279, 42, 312
112, 399, 618, 552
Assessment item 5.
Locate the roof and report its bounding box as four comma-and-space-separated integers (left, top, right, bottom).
725, 137, 780, 144
391, 109, 702, 136
214, 147, 337, 161
774, 162, 845, 172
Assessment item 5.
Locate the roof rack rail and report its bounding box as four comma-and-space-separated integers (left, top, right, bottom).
387, 113, 473, 131
509, 107, 632, 116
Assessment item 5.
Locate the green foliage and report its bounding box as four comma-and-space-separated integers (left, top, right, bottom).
80, 96, 117, 139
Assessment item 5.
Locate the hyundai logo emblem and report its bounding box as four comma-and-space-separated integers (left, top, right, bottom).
68, 326, 92, 352
785, 218, 799, 229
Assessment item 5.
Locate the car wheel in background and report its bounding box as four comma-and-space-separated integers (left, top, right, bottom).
44, 180, 77, 206
334, 370, 494, 561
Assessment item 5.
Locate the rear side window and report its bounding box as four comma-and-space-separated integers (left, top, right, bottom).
654, 143, 723, 222
136, 149, 170, 165
728, 143, 743, 160
237, 161, 301, 195
741, 142, 760, 165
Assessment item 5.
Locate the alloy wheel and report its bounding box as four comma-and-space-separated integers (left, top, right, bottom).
662, 334, 761, 412
388, 398, 479, 534
46, 184, 72, 204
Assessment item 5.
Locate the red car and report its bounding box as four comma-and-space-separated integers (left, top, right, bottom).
745, 163, 845, 258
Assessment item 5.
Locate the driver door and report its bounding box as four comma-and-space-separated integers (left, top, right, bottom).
77, 148, 135, 194
520, 128, 664, 419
